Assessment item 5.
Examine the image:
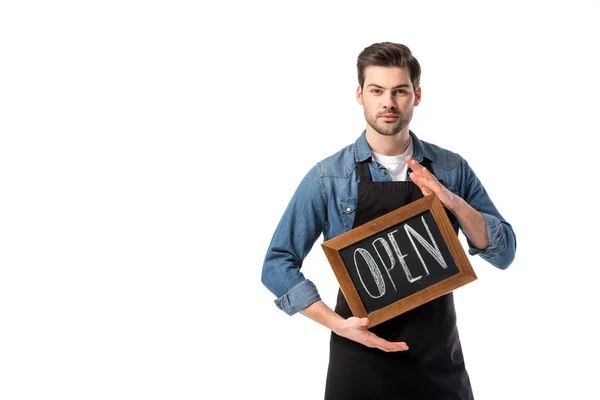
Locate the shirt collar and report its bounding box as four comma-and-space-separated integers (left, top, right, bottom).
354, 129, 426, 163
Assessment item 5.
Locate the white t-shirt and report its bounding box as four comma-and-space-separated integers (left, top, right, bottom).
371, 138, 414, 182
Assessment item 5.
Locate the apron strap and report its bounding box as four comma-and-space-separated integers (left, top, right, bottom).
357, 159, 374, 190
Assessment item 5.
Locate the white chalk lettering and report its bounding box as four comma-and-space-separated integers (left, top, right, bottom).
387, 230, 423, 283
372, 237, 397, 292
404, 216, 448, 271
354, 248, 385, 298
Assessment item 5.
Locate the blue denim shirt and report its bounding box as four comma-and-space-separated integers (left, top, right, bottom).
261, 130, 516, 315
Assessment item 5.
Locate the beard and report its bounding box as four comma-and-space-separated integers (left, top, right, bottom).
364, 108, 413, 136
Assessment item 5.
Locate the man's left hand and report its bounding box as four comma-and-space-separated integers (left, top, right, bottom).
406, 156, 459, 211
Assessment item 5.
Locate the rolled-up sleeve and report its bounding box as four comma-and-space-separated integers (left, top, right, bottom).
261, 163, 328, 315
461, 159, 517, 270
274, 279, 321, 315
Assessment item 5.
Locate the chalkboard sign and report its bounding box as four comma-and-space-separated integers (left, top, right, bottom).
321, 194, 476, 328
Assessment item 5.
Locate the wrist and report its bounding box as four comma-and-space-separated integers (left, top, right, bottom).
330, 315, 346, 334
446, 192, 464, 214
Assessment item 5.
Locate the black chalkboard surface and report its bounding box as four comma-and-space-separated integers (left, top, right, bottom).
322, 194, 476, 328
339, 209, 460, 314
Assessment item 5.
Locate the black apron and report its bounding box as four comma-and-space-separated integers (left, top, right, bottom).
324, 158, 473, 400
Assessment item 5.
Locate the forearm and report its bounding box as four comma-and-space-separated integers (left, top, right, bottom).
449, 157, 516, 270
300, 300, 345, 333
448, 196, 489, 250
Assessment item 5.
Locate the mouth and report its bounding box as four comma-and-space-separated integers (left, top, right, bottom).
379, 113, 399, 121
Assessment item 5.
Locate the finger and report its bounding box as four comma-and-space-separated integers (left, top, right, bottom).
360, 332, 408, 351
405, 156, 427, 173
409, 172, 421, 188
409, 171, 424, 183
409, 172, 430, 194
382, 340, 409, 352
368, 334, 409, 352
378, 341, 409, 352
412, 170, 433, 186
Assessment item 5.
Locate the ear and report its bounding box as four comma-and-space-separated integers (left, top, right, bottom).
414, 86, 422, 106
356, 85, 363, 105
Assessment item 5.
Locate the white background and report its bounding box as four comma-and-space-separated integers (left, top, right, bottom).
1, 1, 599, 399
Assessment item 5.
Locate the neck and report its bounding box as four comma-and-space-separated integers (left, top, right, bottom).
365, 126, 411, 156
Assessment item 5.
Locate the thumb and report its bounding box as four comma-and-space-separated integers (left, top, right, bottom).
360, 317, 369, 327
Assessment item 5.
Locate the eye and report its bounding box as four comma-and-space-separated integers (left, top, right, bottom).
371, 89, 381, 94
395, 90, 407, 95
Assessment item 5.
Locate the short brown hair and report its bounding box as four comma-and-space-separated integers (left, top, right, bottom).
357, 42, 421, 91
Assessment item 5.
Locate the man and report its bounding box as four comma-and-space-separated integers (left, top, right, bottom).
261, 42, 516, 399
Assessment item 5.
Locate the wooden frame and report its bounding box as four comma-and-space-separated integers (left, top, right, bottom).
321, 194, 477, 328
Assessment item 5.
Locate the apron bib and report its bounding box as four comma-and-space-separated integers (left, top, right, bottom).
324, 158, 474, 400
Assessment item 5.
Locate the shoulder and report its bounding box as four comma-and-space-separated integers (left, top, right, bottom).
419, 138, 464, 170
315, 142, 357, 179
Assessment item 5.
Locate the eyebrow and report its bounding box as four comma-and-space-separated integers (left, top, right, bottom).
367, 84, 411, 89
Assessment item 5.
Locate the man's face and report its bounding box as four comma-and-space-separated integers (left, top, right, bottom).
357, 66, 421, 136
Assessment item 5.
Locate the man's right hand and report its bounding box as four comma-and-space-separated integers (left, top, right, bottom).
300, 300, 408, 352
333, 316, 409, 352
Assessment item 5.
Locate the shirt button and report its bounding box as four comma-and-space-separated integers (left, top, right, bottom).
383, 171, 388, 176
346, 207, 352, 212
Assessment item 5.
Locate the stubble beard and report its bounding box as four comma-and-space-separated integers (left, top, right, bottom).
365, 109, 413, 136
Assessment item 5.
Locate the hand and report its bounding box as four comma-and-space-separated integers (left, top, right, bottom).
334, 317, 408, 352
406, 156, 459, 211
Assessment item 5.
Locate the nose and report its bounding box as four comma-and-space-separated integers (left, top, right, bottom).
382, 92, 396, 110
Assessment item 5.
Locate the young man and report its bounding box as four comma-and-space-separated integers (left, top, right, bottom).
261, 42, 516, 399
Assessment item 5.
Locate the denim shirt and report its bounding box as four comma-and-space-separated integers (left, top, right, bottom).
261, 130, 516, 316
